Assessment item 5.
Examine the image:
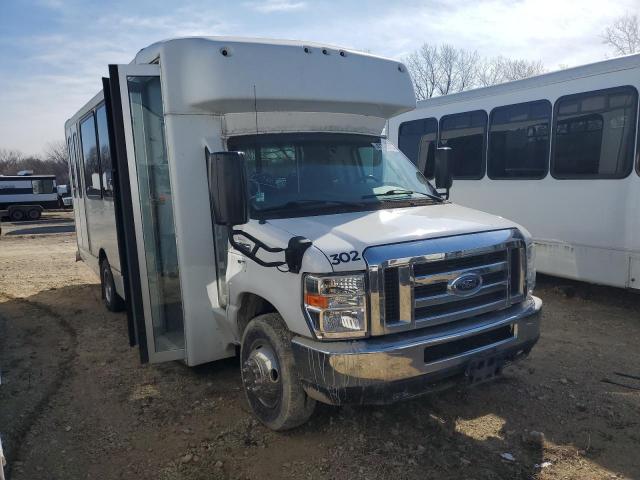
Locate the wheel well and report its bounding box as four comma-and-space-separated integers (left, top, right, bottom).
237, 293, 277, 336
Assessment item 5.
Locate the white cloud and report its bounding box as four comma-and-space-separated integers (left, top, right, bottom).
244, 0, 307, 13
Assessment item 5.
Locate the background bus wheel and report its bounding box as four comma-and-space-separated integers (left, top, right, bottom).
27, 208, 41, 220
9, 209, 25, 221
241, 313, 316, 431
101, 259, 125, 312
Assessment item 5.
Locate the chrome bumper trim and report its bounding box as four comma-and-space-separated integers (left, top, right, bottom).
291, 295, 541, 404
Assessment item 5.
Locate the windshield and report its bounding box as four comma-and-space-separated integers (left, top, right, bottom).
227, 133, 441, 219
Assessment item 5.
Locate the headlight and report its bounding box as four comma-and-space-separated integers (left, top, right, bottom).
303, 273, 367, 339
526, 241, 536, 294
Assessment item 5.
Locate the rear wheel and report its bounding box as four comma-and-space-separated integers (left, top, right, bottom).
9, 208, 25, 221
241, 313, 316, 430
101, 259, 125, 312
27, 208, 41, 220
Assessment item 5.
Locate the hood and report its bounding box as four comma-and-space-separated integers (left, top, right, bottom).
266, 203, 522, 271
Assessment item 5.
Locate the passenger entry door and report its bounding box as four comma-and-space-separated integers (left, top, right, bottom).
109, 64, 185, 363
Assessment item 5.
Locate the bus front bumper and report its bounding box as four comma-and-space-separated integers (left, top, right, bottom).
291, 296, 541, 405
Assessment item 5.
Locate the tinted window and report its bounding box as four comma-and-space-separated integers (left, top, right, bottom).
80, 114, 101, 197
552, 86, 637, 179
73, 132, 83, 198
0, 179, 32, 194
96, 105, 113, 197
439, 110, 487, 179
398, 118, 438, 177
488, 100, 551, 179
66, 137, 77, 197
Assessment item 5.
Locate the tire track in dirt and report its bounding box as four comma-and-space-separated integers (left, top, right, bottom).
0, 292, 78, 478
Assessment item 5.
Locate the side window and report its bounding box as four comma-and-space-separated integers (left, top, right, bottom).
32, 179, 43, 194
96, 105, 114, 197
398, 118, 438, 178
80, 113, 102, 197
488, 100, 551, 179
66, 137, 76, 197
552, 86, 638, 179
439, 110, 487, 179
73, 132, 83, 198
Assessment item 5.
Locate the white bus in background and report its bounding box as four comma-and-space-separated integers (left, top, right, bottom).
0, 174, 59, 220
389, 54, 640, 290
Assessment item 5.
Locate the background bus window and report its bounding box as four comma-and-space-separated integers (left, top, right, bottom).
552, 86, 638, 179
397, 117, 438, 177
80, 113, 102, 197
95, 105, 114, 197
32, 178, 55, 194
439, 110, 487, 179
488, 100, 551, 179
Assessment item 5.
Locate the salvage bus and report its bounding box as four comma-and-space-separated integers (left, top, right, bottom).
389, 54, 640, 290
65, 37, 540, 430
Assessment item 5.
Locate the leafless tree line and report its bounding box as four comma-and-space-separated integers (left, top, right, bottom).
0, 141, 69, 185
404, 43, 546, 100
602, 13, 640, 56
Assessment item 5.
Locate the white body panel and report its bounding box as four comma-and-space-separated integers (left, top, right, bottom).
0, 177, 58, 207
389, 54, 640, 289
65, 92, 123, 298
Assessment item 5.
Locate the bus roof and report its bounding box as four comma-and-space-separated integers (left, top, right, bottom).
415, 53, 640, 109
66, 36, 415, 128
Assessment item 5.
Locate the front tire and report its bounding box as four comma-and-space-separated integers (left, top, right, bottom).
241, 313, 316, 431
101, 259, 125, 312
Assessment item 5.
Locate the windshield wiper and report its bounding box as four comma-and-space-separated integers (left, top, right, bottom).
362, 189, 443, 202
255, 199, 368, 214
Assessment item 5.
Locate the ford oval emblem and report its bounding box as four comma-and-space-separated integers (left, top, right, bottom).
449, 272, 483, 297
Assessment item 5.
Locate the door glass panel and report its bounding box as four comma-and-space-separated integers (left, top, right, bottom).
127, 76, 184, 352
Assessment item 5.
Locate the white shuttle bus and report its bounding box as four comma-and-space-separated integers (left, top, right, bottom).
389, 54, 640, 290
66, 37, 540, 430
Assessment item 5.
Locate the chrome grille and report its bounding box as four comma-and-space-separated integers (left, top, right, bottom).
365, 229, 526, 336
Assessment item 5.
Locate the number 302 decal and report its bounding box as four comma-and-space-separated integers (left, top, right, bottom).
330, 250, 361, 265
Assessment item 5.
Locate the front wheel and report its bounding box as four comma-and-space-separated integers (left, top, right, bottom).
241, 313, 316, 430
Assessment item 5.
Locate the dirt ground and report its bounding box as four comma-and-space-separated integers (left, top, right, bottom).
1, 211, 639, 480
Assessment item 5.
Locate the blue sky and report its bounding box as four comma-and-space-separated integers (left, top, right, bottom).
0, 0, 637, 154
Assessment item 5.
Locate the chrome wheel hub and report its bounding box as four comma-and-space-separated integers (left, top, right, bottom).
242, 342, 281, 408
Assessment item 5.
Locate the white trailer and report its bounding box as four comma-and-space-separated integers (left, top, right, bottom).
66, 37, 540, 429
0, 174, 58, 220
389, 54, 640, 290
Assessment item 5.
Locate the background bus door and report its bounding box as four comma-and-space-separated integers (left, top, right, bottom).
107, 64, 185, 363
68, 124, 89, 253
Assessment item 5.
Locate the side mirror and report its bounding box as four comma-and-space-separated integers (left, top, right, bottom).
435, 146, 453, 193
207, 150, 248, 226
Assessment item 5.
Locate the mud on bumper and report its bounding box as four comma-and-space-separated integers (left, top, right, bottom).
291, 296, 542, 405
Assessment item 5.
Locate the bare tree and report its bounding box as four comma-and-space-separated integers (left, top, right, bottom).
405, 44, 439, 100
603, 13, 640, 56
0, 141, 69, 185
405, 42, 545, 100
